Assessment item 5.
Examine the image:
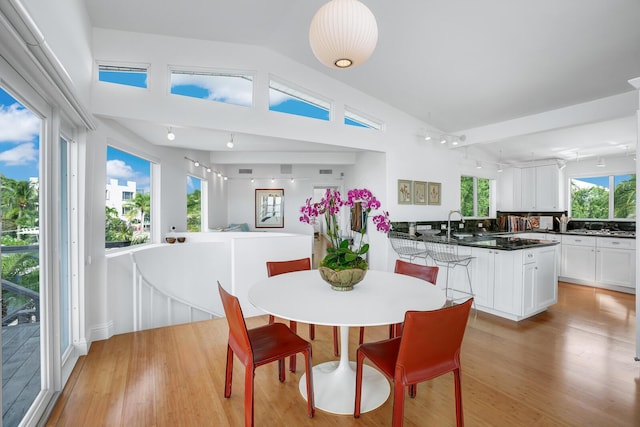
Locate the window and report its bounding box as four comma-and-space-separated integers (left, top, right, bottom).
0, 86, 43, 424
187, 176, 202, 232
461, 176, 491, 217
570, 174, 636, 219
105, 146, 153, 247
269, 78, 330, 121
98, 64, 148, 88
344, 107, 382, 130
170, 70, 253, 107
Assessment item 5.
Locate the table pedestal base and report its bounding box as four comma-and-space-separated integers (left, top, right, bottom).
299, 361, 389, 415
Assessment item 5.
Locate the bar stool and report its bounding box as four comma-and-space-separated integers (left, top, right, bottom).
422, 237, 475, 311
388, 231, 429, 264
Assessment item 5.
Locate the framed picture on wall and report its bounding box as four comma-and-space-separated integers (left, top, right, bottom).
427, 182, 441, 205
398, 180, 412, 204
413, 181, 427, 205
255, 188, 284, 228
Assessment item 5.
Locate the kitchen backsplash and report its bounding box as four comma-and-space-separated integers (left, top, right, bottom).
391, 211, 635, 235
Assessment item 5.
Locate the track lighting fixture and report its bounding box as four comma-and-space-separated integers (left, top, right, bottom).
167, 127, 175, 141
424, 131, 466, 146
227, 134, 234, 149
184, 157, 226, 180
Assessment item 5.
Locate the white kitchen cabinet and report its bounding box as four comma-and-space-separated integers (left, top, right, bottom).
469, 245, 558, 320
522, 247, 557, 317
560, 235, 635, 292
468, 247, 501, 309
519, 165, 560, 211
595, 237, 636, 289
560, 235, 596, 282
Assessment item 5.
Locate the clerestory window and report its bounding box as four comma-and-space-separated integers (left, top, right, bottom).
269, 78, 331, 121
170, 69, 253, 107
98, 64, 148, 88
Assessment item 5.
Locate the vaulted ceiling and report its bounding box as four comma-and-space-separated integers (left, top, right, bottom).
85, 0, 640, 164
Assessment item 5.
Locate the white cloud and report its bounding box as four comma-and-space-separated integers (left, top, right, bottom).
0, 142, 38, 165
106, 159, 135, 180
171, 74, 253, 106
0, 104, 40, 142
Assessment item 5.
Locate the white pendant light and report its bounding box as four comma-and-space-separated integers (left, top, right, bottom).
309, 0, 378, 69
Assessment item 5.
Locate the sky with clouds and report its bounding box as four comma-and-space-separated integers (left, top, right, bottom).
0, 88, 40, 180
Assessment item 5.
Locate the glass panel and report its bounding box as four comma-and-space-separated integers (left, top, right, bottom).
269, 80, 330, 121
0, 86, 42, 427
613, 174, 636, 219
460, 176, 474, 217
570, 177, 609, 219
187, 176, 202, 232
59, 137, 70, 356
105, 147, 152, 247
477, 178, 490, 217
98, 65, 148, 88
344, 108, 382, 130
170, 71, 253, 107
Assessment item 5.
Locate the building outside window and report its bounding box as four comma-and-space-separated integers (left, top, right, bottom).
105, 146, 152, 247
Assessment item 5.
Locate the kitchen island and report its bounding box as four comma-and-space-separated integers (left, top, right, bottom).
403, 234, 560, 321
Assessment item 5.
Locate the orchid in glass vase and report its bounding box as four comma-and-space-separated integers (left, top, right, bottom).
300, 188, 391, 272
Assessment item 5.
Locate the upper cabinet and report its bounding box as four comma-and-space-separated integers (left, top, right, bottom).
520, 164, 560, 211
496, 164, 563, 212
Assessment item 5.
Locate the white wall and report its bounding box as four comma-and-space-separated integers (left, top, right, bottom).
21, 0, 93, 107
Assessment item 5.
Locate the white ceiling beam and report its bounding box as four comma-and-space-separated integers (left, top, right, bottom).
456, 91, 637, 146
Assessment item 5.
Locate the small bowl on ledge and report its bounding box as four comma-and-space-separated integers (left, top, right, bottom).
177, 237, 186, 243
165, 237, 176, 244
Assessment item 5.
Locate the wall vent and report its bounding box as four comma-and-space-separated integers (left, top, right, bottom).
319, 169, 333, 175
280, 164, 292, 174
238, 168, 253, 174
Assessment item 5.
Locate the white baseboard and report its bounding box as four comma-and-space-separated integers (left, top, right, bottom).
89, 320, 114, 342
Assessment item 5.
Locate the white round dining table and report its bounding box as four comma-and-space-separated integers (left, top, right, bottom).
248, 269, 446, 415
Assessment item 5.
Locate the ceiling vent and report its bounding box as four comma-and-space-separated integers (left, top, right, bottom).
280, 164, 292, 174
238, 168, 253, 174
319, 169, 333, 175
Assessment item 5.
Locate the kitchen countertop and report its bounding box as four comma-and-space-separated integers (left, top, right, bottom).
421, 235, 559, 251
400, 227, 635, 252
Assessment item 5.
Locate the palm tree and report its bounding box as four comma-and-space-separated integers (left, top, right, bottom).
124, 192, 150, 229
5, 178, 37, 219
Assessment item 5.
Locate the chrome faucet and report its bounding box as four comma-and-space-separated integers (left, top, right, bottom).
447, 209, 465, 242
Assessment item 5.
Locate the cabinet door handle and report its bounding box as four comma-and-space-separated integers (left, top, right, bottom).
575, 239, 582, 242
611, 241, 620, 245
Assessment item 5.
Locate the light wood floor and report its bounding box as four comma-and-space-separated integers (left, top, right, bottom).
45, 281, 638, 426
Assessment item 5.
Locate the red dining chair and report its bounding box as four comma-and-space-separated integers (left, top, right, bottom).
390, 260, 439, 338
218, 282, 315, 426
266, 258, 340, 361
358, 260, 439, 345
354, 298, 473, 427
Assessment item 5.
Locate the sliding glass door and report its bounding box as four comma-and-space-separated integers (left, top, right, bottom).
0, 86, 43, 427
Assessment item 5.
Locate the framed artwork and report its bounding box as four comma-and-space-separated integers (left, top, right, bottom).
413, 181, 427, 205
255, 188, 284, 228
397, 180, 412, 204
427, 182, 441, 205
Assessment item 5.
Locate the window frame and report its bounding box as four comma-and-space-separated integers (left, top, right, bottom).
96, 62, 150, 89
169, 67, 254, 108
268, 76, 332, 121
568, 173, 636, 220
344, 105, 383, 130
105, 145, 157, 249
460, 175, 494, 219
